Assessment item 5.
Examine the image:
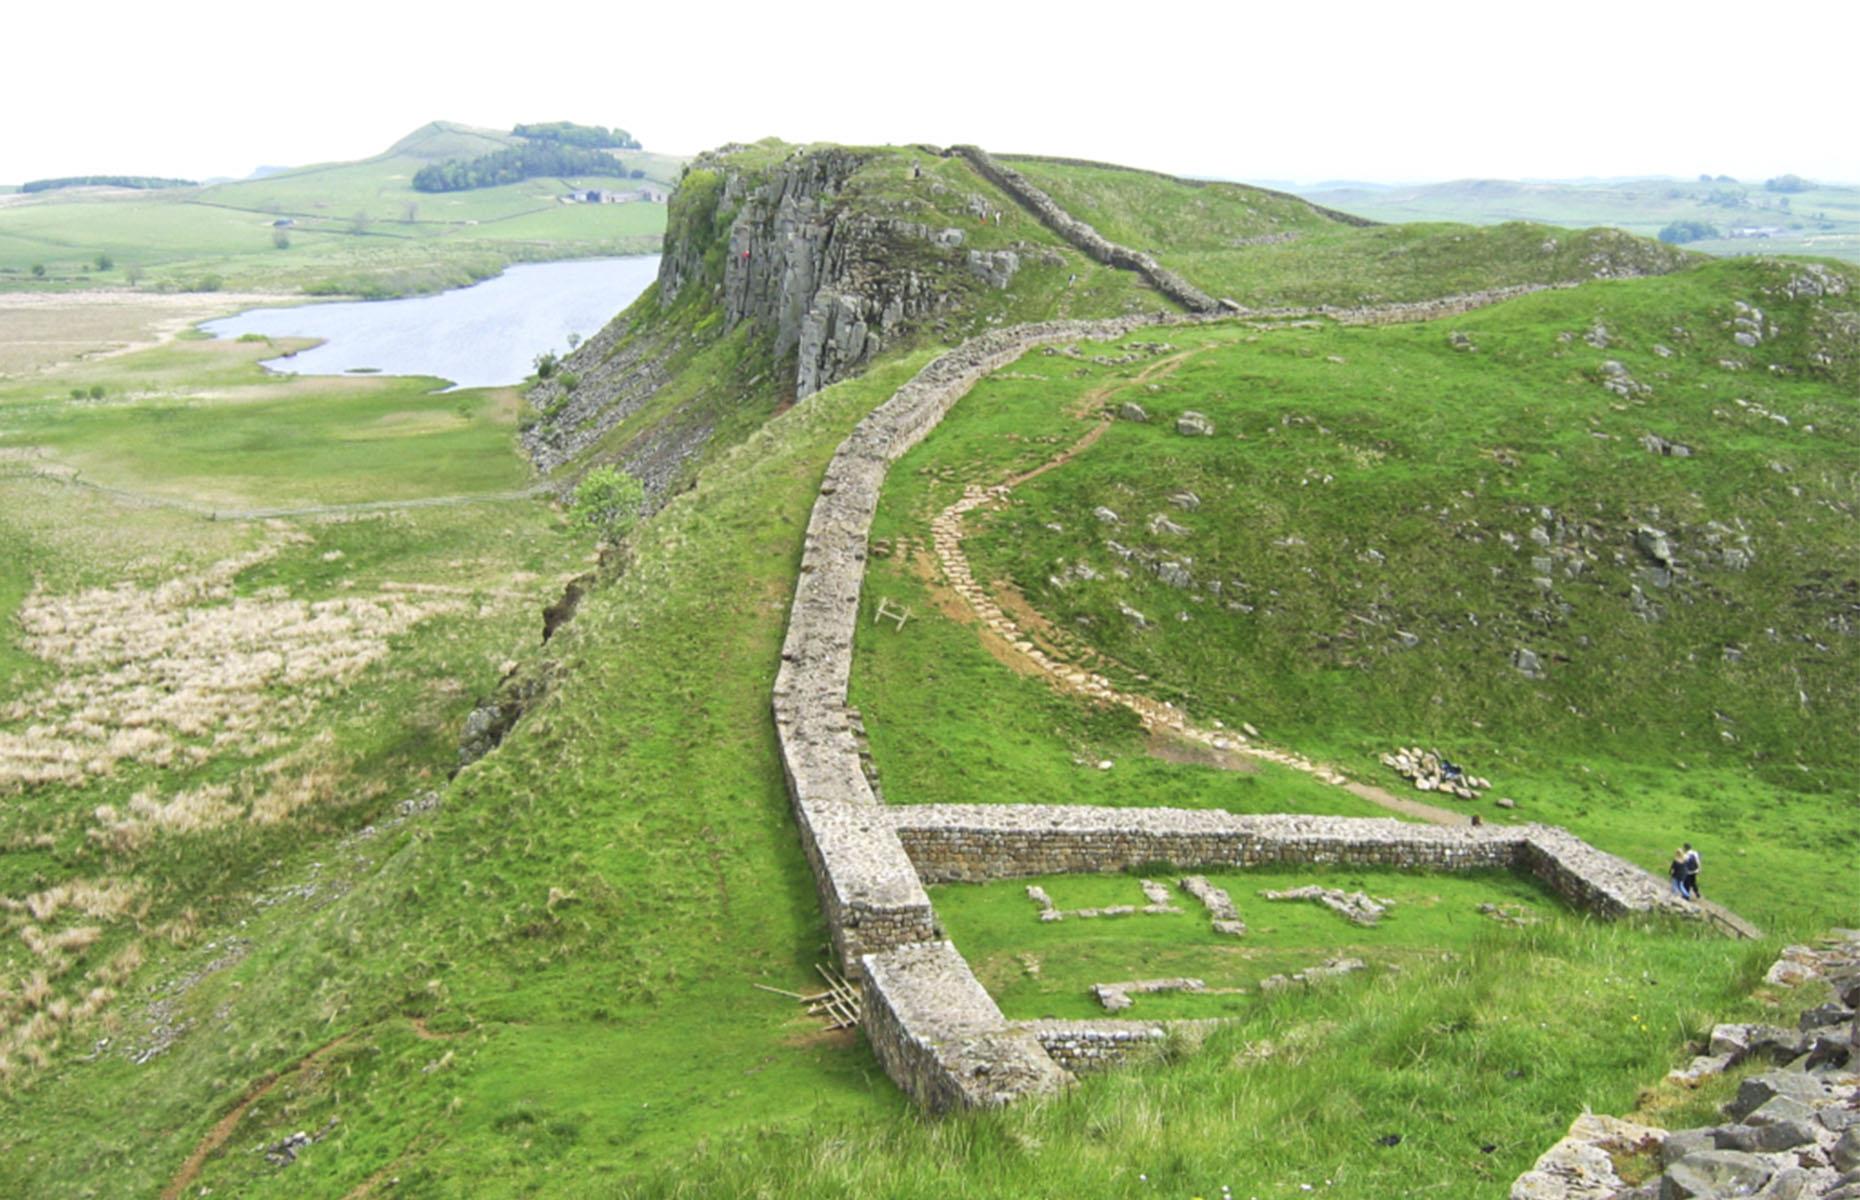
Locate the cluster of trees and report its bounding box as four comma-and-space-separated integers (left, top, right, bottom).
412, 143, 624, 193
1658, 220, 1721, 244
1764, 174, 1814, 194
513, 122, 640, 150
21, 175, 195, 193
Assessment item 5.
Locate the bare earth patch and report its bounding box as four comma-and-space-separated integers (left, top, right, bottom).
0, 290, 298, 378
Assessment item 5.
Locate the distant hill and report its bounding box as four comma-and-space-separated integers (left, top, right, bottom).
385, 120, 524, 162
0, 120, 685, 297
1293, 174, 1860, 264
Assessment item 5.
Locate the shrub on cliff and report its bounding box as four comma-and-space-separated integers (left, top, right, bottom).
571, 466, 645, 541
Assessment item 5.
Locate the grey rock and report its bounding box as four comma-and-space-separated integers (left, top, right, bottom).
1176, 411, 1215, 437
1117, 402, 1149, 422
1800, 1005, 1854, 1032
1713, 1120, 1817, 1152
1093, 505, 1121, 525
1754, 1167, 1827, 1200
1819, 1105, 1860, 1134
1156, 561, 1193, 589
966, 249, 1020, 289
1642, 433, 1696, 458
1636, 527, 1677, 565
1148, 513, 1191, 537
1168, 490, 1201, 510
1728, 1073, 1829, 1121
1746, 1096, 1817, 1129
1734, 331, 1760, 348
1837, 1128, 1860, 1173
932, 227, 966, 248
1512, 647, 1545, 679
1663, 1128, 1718, 1165
1660, 1150, 1772, 1199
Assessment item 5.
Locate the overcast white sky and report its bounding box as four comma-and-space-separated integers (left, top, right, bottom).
9, 0, 1857, 186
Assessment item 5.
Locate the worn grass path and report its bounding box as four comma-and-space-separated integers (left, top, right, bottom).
927, 346, 1469, 826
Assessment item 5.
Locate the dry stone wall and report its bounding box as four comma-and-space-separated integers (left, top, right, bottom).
888, 806, 1686, 919
771, 196, 1712, 1112
950, 145, 1228, 315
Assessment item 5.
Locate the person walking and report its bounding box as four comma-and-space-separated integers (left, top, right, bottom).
1668, 849, 1690, 900
1681, 843, 1702, 900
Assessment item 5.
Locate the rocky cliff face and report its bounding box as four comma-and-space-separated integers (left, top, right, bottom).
523, 144, 988, 481
670, 145, 976, 397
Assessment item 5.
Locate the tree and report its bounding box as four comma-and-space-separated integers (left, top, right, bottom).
571, 466, 645, 541
533, 350, 559, 380
350, 210, 373, 235
124, 263, 144, 286
566, 331, 582, 350
95, 253, 113, 271
1658, 220, 1720, 245
272, 228, 291, 250
403, 201, 420, 223
30, 263, 45, 278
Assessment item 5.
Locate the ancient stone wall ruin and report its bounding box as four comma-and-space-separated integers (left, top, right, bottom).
770, 188, 1711, 1113
950, 145, 1228, 315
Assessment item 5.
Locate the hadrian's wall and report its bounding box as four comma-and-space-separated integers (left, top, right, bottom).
886, 807, 1683, 920
772, 312, 1216, 975
950, 145, 1228, 315
770, 166, 1708, 1113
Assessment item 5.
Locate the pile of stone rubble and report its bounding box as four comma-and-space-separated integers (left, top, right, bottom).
1381, 746, 1493, 800
1026, 879, 1180, 923
1181, 875, 1246, 937
1512, 930, 1860, 1199
1259, 885, 1393, 927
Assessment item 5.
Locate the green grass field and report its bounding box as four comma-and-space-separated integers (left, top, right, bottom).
0, 122, 681, 298
1, 139, 1854, 1199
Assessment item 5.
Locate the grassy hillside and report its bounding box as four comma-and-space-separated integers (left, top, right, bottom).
2, 139, 1853, 1198
1007, 157, 1696, 305
1297, 175, 1860, 266
0, 122, 681, 298
862, 256, 1859, 936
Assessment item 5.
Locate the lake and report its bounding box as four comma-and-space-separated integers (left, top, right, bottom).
202, 256, 660, 389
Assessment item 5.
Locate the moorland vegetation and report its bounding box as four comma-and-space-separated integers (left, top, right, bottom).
0, 138, 1853, 1198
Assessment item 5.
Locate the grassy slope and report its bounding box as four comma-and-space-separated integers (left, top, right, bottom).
3, 145, 1851, 1199
879, 258, 1859, 938
0, 332, 1780, 1200
1007, 158, 1697, 306
0, 336, 531, 507
1298, 176, 1860, 265
0, 122, 681, 298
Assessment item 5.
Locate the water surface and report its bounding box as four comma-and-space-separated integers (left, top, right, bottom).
203, 256, 659, 389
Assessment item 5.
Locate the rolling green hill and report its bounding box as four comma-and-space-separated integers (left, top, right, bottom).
1296, 174, 1860, 266
1, 138, 1855, 1198
0, 121, 682, 298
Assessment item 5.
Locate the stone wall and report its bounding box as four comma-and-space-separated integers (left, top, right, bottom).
772, 312, 1212, 983
950, 145, 1228, 315
887, 806, 1684, 919
770, 180, 1710, 1111
860, 941, 1071, 1111
1012, 1019, 1174, 1073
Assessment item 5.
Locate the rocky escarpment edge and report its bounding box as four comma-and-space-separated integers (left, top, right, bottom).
950, 145, 1229, 315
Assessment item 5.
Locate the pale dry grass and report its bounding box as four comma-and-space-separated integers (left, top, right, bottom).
0, 535, 458, 790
